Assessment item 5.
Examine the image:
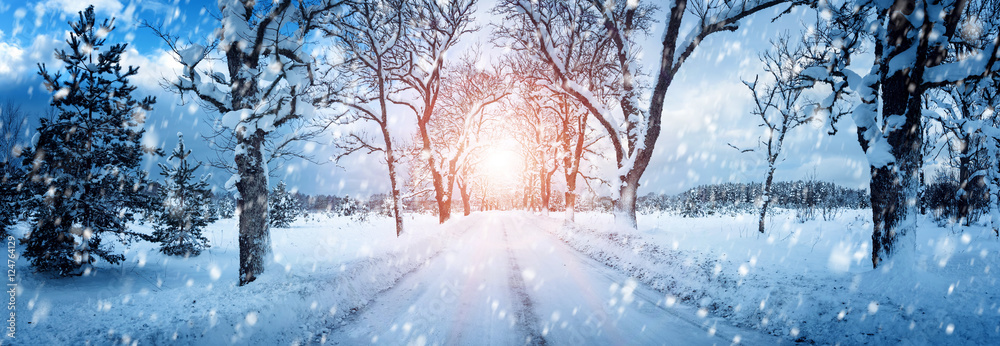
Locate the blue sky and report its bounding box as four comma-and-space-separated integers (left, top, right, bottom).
0, 0, 870, 199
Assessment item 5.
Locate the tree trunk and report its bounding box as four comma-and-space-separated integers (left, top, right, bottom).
539, 166, 550, 216
870, 162, 914, 268
383, 131, 404, 237
869, 134, 925, 268
607, 0, 690, 230
419, 121, 450, 224
459, 178, 471, 216
236, 130, 270, 286
564, 191, 576, 223
958, 136, 971, 226
563, 110, 586, 223
870, 0, 925, 269
919, 169, 927, 215
433, 169, 450, 223
613, 174, 639, 229
759, 166, 776, 233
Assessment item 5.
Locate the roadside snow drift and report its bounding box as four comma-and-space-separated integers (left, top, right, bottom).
557, 210, 1000, 345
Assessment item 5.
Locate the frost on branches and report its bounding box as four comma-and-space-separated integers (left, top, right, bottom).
23, 6, 156, 276
926, 78, 1000, 227
799, 0, 1000, 268
495, 0, 810, 228
391, 0, 480, 224
317, 0, 408, 236
737, 38, 817, 234
152, 134, 217, 257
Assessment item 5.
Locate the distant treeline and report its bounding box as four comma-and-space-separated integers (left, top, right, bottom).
923, 170, 993, 224
638, 181, 870, 217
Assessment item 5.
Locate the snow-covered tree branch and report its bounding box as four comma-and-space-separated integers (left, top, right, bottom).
496, 0, 810, 228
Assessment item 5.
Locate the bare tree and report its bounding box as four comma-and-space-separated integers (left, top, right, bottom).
735, 38, 815, 233
1, 100, 28, 237
502, 50, 598, 221
318, 0, 407, 236
506, 70, 561, 215
455, 148, 482, 215
1, 100, 28, 166
424, 55, 509, 218
496, 0, 812, 228
401, 133, 437, 209
982, 78, 1000, 237
552, 91, 597, 222
148, 0, 340, 285
984, 81, 1000, 236
392, 0, 480, 223
927, 76, 1000, 226
801, 0, 1000, 267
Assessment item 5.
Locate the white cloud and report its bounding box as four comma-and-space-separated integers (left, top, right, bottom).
0, 34, 61, 84
120, 46, 183, 92
0, 41, 25, 77
25, 0, 144, 31
0, 30, 193, 106
41, 0, 125, 18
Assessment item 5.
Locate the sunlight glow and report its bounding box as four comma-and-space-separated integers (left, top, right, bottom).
482, 149, 520, 182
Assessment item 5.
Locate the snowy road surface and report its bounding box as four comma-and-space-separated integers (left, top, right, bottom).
327, 212, 774, 345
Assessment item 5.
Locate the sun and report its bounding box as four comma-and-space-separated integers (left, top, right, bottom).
483, 149, 518, 174
474, 136, 525, 188
480, 148, 521, 184
471, 146, 524, 210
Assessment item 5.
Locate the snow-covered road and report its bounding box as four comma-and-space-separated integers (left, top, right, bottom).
327, 212, 774, 345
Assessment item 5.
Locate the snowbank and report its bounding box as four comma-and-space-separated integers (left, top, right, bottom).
554, 210, 1000, 344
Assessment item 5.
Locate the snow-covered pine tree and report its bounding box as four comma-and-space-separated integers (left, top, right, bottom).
0, 161, 16, 239
269, 181, 300, 228
152, 134, 216, 256
22, 6, 156, 275
216, 192, 236, 219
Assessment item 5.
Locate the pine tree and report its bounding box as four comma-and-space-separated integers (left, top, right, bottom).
22, 6, 156, 275
216, 192, 236, 219
0, 166, 20, 240
269, 182, 300, 228
151, 134, 215, 256
0, 167, 18, 239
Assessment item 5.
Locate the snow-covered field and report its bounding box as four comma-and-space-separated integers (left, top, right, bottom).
9, 209, 1000, 345
11, 214, 466, 344
559, 210, 1000, 345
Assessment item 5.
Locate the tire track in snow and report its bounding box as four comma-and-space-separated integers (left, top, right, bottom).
498, 215, 548, 346
319, 213, 533, 345
310, 217, 476, 343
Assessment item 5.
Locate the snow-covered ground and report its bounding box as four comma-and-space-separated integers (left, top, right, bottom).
325, 212, 775, 345
559, 209, 1000, 345
9, 209, 999, 345
11, 214, 464, 344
